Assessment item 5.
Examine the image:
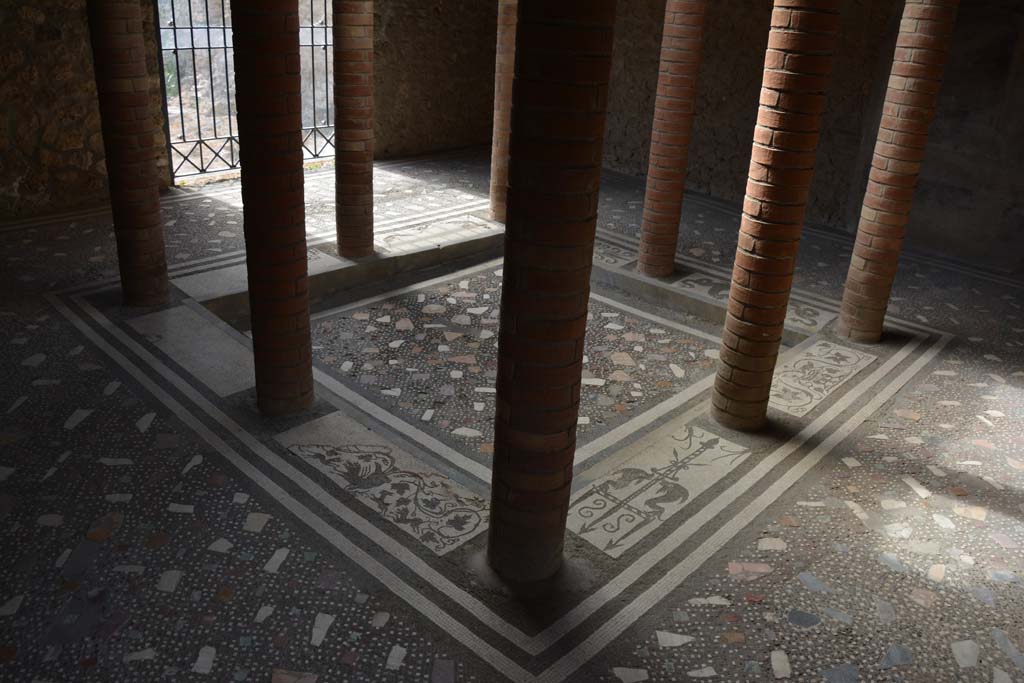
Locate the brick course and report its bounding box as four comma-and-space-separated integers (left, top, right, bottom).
487, 0, 617, 584
86, 0, 169, 306
636, 0, 708, 278
231, 0, 314, 417
711, 0, 840, 432
838, 0, 959, 343
334, 0, 375, 257
488, 0, 517, 222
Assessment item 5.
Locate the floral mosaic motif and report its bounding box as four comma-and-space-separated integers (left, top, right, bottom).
674, 273, 836, 333
675, 274, 732, 301
568, 426, 748, 558
377, 215, 495, 249
289, 443, 487, 555
770, 341, 877, 417
594, 242, 638, 267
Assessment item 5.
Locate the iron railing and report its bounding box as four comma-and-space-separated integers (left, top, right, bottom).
156, 0, 336, 178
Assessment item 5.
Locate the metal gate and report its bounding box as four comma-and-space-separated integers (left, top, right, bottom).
156, 0, 336, 178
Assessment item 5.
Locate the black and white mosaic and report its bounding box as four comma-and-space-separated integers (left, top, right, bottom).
311, 264, 719, 461
1, 149, 1023, 682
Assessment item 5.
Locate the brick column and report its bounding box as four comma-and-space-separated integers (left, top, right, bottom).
487, 0, 617, 584
711, 0, 840, 432
334, 0, 375, 257
488, 0, 517, 222
839, 0, 958, 342
636, 0, 708, 278
231, 0, 314, 416
86, 0, 169, 307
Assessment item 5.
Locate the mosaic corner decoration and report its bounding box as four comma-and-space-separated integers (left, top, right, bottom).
674, 272, 837, 333
289, 443, 488, 555
770, 341, 877, 418
568, 425, 749, 558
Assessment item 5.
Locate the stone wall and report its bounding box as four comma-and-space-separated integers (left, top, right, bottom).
374, 0, 497, 158
605, 0, 901, 229
2, 0, 496, 221
5, 0, 1021, 272
605, 0, 1024, 273
897, 0, 1024, 272
0, 0, 170, 221
1, 1, 107, 219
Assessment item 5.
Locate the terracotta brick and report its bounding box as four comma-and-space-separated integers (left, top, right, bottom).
87, 0, 169, 306
231, 0, 314, 417
711, 0, 839, 432
487, 0, 616, 585
333, 1, 374, 257
839, 0, 958, 343
488, 0, 518, 222
637, 0, 708, 277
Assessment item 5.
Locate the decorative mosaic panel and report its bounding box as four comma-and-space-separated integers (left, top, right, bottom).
674, 273, 836, 333
568, 426, 748, 558
277, 412, 488, 555
290, 444, 487, 555
594, 242, 638, 267
770, 341, 877, 417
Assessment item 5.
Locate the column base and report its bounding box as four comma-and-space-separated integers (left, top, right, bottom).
711, 404, 767, 432
486, 517, 565, 586
636, 260, 675, 279
489, 204, 506, 224
257, 391, 315, 418
337, 244, 375, 259
483, 550, 564, 597
836, 318, 883, 344
121, 282, 170, 308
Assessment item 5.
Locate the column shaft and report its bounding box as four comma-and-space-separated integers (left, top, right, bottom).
87, 0, 169, 307
488, 0, 518, 222
334, 0, 375, 257
637, 0, 708, 277
487, 0, 617, 584
231, 0, 314, 417
712, 0, 840, 432
839, 0, 959, 342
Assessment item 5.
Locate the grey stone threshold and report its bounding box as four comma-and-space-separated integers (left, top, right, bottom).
194, 223, 506, 328
591, 231, 832, 348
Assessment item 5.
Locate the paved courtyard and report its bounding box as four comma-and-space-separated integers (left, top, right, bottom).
2, 150, 1024, 682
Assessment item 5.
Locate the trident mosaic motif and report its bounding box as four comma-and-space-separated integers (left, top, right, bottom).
568, 426, 748, 558
289, 444, 488, 555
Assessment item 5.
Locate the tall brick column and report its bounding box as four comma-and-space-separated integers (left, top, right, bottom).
487, 0, 617, 584
636, 0, 708, 278
711, 0, 840, 432
231, 0, 314, 416
86, 0, 169, 307
334, 0, 375, 257
488, 0, 517, 222
839, 0, 958, 342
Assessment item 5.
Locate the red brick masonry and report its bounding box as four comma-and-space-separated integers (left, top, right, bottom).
488, 0, 518, 223
637, 0, 708, 278
231, 0, 314, 416
488, 0, 618, 583
712, 0, 840, 432
334, 0, 375, 257
839, 0, 959, 343
87, 0, 170, 306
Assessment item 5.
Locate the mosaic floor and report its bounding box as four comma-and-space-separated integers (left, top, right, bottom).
2, 150, 1024, 682
310, 264, 720, 462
